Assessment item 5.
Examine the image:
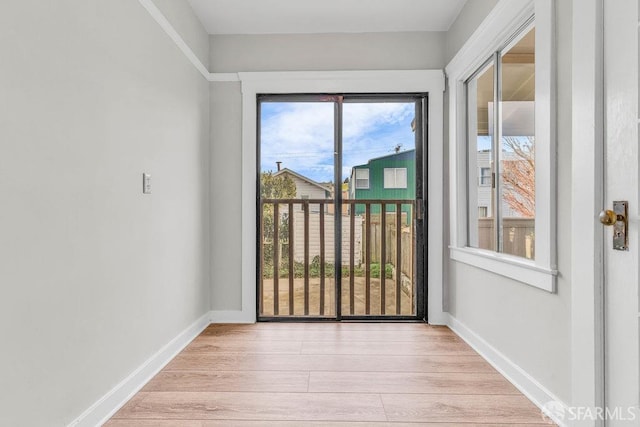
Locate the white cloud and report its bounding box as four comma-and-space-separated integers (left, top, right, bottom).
261, 101, 414, 182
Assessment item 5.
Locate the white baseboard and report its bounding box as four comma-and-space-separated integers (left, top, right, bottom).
210, 309, 255, 323
68, 312, 211, 427
445, 313, 570, 427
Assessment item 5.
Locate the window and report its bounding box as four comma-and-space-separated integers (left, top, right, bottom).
447, 0, 556, 292
383, 168, 407, 189
466, 24, 536, 260
355, 168, 369, 189
479, 167, 491, 186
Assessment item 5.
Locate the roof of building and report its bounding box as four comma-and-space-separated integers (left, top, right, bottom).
352, 148, 416, 169
273, 168, 332, 192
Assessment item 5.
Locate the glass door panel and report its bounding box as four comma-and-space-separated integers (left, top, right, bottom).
342, 99, 421, 317
258, 94, 426, 320
258, 99, 336, 318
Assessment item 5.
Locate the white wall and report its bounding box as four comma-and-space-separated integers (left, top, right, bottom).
0, 1, 210, 425
209, 32, 447, 311
210, 81, 243, 311
445, 0, 573, 404
210, 32, 446, 73
445, 0, 499, 64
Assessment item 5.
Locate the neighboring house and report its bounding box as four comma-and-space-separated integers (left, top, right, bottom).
349, 149, 415, 223
476, 150, 525, 219
273, 168, 332, 212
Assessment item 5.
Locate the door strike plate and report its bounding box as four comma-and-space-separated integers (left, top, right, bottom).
612, 201, 628, 251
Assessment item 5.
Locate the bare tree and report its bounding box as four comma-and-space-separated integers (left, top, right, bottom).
501, 136, 535, 217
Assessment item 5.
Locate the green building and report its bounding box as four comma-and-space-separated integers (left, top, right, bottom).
348, 149, 415, 224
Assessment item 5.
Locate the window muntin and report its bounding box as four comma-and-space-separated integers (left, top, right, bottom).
355, 168, 369, 189
466, 25, 536, 260
383, 168, 407, 189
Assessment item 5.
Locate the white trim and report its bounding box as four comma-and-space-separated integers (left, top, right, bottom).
570, 0, 605, 419
136, 0, 210, 79
446, 0, 535, 81
445, 0, 557, 292
137, 0, 245, 82
355, 168, 370, 189
239, 70, 445, 92
209, 73, 240, 82
210, 310, 254, 323
450, 247, 557, 292
67, 312, 211, 427
240, 70, 446, 324
445, 314, 569, 427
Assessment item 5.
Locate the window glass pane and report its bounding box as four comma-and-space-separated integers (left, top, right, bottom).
499, 26, 535, 259
396, 168, 407, 188
467, 60, 495, 251
479, 167, 491, 186
355, 168, 369, 188
383, 168, 394, 188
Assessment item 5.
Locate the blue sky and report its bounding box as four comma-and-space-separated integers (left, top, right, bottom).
260, 102, 416, 183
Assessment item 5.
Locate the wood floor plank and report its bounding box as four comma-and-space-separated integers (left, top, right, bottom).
165, 353, 496, 373
142, 370, 310, 392
381, 394, 548, 424
301, 340, 474, 355
216, 322, 443, 331
106, 421, 547, 427
105, 421, 203, 427
105, 421, 549, 427
248, 329, 462, 342
201, 324, 457, 340
184, 338, 302, 354
193, 331, 462, 345
308, 371, 520, 395
113, 391, 387, 422
110, 393, 149, 420
199, 423, 550, 427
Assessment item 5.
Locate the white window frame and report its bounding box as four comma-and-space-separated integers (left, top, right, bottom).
355, 168, 370, 189
446, 0, 557, 292
383, 167, 407, 189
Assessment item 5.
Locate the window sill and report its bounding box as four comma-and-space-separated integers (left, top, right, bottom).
449, 246, 557, 293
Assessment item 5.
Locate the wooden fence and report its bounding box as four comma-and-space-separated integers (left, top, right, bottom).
478, 218, 535, 259
291, 210, 362, 264
367, 213, 414, 281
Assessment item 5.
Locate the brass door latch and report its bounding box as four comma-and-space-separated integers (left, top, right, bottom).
599, 201, 629, 251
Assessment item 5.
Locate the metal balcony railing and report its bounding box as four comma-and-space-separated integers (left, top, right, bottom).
259, 199, 415, 318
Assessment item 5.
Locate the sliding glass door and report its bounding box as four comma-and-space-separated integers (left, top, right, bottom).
258, 94, 427, 320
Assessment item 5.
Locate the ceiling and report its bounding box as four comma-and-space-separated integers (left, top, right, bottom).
187, 0, 467, 35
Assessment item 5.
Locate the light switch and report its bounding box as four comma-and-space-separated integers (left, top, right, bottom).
143, 173, 151, 194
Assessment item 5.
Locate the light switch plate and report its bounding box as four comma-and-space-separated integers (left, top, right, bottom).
143, 173, 151, 194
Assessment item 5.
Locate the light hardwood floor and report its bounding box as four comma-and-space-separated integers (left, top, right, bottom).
107, 323, 554, 426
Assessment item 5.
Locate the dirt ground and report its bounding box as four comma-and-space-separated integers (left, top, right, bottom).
260, 276, 414, 317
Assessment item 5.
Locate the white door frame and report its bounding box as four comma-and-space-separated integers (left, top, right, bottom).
236, 70, 446, 323
571, 0, 606, 421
